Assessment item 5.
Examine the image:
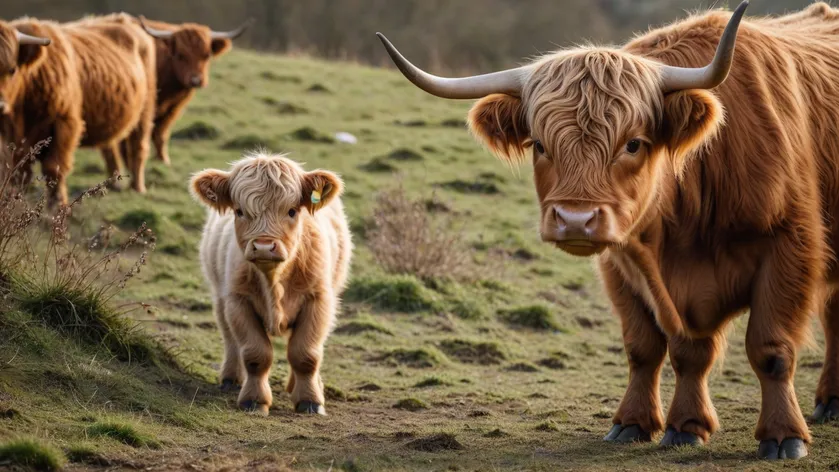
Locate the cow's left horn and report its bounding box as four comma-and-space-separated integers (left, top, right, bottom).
376, 32, 531, 99
138, 16, 174, 39
210, 18, 254, 40
660, 1, 749, 92
16, 30, 51, 46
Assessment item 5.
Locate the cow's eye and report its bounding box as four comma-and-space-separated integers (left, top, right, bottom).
288, 208, 296, 218
235, 208, 244, 218
8, 67, 16, 75
533, 140, 545, 154
626, 139, 642, 155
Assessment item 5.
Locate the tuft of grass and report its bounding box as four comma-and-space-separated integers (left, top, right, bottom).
484, 428, 510, 438
447, 297, 487, 320
506, 362, 540, 373
535, 421, 560, 432
441, 118, 466, 128
439, 339, 506, 365
393, 397, 428, 411
437, 179, 501, 195
0, 438, 66, 471
288, 126, 334, 143
306, 83, 331, 93
333, 319, 393, 336
345, 275, 439, 313
66, 444, 107, 466
404, 433, 463, 451
413, 376, 452, 388
86, 421, 159, 449
358, 158, 397, 173
379, 348, 444, 368
118, 209, 161, 235
222, 134, 277, 150
386, 148, 424, 161
498, 305, 561, 331
171, 121, 220, 140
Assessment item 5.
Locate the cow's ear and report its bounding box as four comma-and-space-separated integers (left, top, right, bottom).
190, 169, 233, 212
301, 170, 343, 213
211, 38, 232, 57
661, 89, 724, 176
467, 93, 531, 165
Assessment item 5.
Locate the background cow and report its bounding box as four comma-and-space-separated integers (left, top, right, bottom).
191, 151, 352, 416
0, 16, 155, 205
379, 0, 839, 460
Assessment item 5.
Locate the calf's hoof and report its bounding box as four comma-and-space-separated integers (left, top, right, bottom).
603, 424, 650, 443
659, 426, 702, 447
219, 378, 240, 392
295, 401, 326, 415
239, 400, 269, 416
758, 438, 808, 460
811, 397, 839, 424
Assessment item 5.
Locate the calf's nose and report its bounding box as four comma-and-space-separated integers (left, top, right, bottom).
252, 238, 276, 253
190, 75, 203, 87
554, 205, 599, 239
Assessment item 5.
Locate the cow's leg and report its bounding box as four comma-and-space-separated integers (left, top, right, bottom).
152, 100, 187, 166
747, 236, 817, 460
287, 294, 333, 415
99, 144, 123, 190
42, 116, 82, 207
812, 290, 839, 423
226, 297, 272, 416
124, 102, 152, 193
600, 259, 667, 442
215, 298, 242, 392
660, 334, 723, 446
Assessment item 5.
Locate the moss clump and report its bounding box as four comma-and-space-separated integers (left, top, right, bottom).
499, 305, 561, 331
345, 275, 439, 313
0, 438, 66, 471
171, 121, 220, 140
86, 421, 159, 449
393, 398, 428, 411
439, 339, 506, 365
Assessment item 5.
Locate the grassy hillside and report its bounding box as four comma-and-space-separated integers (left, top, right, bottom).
1, 49, 837, 471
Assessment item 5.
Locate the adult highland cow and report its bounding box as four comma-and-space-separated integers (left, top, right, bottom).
0, 16, 155, 205
379, 0, 839, 460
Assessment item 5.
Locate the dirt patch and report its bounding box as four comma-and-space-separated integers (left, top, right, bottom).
439, 339, 506, 365
404, 433, 463, 452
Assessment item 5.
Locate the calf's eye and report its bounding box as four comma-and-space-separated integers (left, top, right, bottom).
8, 67, 16, 75
626, 139, 642, 154
533, 140, 545, 154
288, 208, 296, 218
235, 209, 244, 218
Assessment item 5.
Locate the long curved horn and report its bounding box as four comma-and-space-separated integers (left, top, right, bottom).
138, 16, 174, 39
660, 1, 749, 92
376, 32, 530, 99
16, 30, 50, 46
210, 18, 254, 40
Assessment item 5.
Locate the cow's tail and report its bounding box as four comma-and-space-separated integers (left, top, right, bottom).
624, 239, 685, 339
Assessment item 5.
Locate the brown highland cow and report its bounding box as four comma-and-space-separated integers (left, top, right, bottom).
380, 0, 839, 460
0, 15, 156, 205
191, 151, 352, 415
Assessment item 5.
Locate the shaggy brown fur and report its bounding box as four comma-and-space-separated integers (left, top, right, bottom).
191, 151, 352, 416
460, 2, 839, 459
0, 16, 155, 205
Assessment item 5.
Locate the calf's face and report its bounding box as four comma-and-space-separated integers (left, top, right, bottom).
468, 51, 724, 256
0, 22, 50, 115
167, 26, 230, 89
191, 154, 342, 272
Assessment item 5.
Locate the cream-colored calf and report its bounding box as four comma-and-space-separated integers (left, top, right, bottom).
191, 151, 352, 415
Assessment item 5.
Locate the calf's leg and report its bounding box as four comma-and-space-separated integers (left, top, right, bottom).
813, 290, 839, 423
227, 297, 273, 416
600, 259, 668, 442
215, 298, 242, 391
287, 294, 333, 415
660, 334, 723, 446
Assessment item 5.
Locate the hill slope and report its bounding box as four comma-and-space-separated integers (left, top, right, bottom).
0, 49, 836, 471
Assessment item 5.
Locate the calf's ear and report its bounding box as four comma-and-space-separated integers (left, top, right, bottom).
467, 93, 531, 165
661, 89, 724, 177
301, 170, 343, 213
211, 38, 232, 57
190, 169, 233, 211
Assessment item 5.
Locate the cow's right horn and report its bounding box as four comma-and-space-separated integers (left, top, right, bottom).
138, 16, 174, 39
376, 32, 530, 99
16, 30, 50, 46
210, 18, 254, 40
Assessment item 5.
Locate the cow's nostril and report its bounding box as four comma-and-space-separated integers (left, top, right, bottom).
585, 208, 600, 230
554, 207, 567, 228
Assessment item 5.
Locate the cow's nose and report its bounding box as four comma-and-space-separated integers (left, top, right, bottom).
190, 75, 203, 87
554, 205, 599, 239
252, 238, 276, 253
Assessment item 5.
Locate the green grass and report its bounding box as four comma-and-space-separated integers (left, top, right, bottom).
0, 439, 66, 471
86, 421, 159, 449
0, 48, 836, 471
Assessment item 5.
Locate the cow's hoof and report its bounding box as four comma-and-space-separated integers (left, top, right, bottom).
239, 400, 269, 416
603, 424, 651, 443
659, 426, 702, 447
758, 438, 808, 460
811, 397, 839, 424
295, 401, 326, 415
219, 378, 239, 392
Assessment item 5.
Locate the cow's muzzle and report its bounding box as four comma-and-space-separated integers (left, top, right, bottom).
245, 237, 287, 264
541, 203, 616, 256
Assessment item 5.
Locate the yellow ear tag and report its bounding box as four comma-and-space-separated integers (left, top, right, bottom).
311, 190, 322, 204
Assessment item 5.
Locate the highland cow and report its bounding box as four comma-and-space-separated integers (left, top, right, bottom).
380, 0, 839, 460
0, 16, 156, 205
191, 151, 352, 415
